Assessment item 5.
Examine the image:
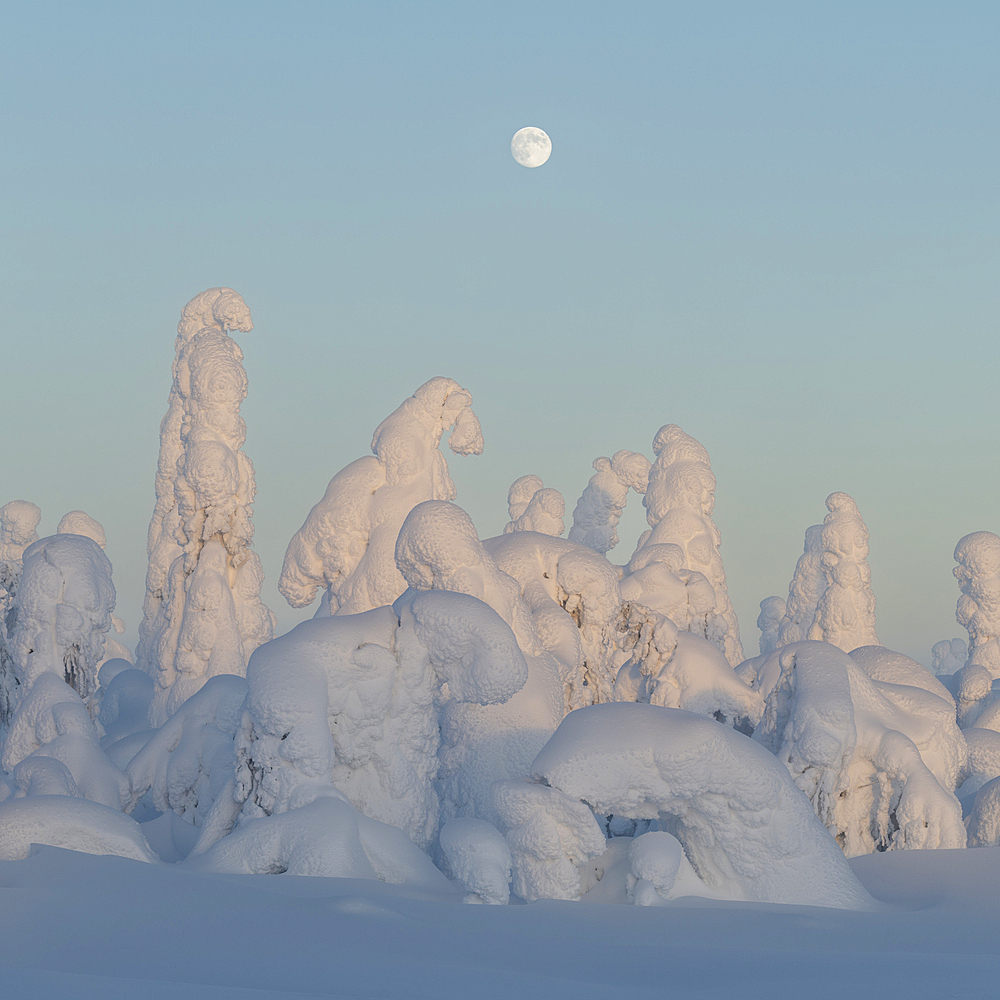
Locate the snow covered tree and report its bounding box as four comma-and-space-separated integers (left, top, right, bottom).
137, 288, 275, 727
279, 376, 484, 616
8, 533, 117, 714
756, 597, 786, 656
806, 493, 879, 652
953, 531, 1000, 679
503, 476, 564, 536
931, 638, 968, 676
777, 524, 825, 646
568, 450, 651, 555
0, 500, 42, 726
628, 424, 743, 666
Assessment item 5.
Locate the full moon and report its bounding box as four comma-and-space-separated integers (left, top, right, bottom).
510, 127, 552, 168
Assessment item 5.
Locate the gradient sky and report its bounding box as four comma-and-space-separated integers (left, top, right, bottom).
2, 1, 998, 663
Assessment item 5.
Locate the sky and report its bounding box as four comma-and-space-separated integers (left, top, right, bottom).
2, 0, 998, 664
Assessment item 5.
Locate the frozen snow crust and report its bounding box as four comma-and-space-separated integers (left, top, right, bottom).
6, 288, 1000, 930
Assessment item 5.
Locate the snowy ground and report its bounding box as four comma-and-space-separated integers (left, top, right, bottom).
0, 846, 997, 999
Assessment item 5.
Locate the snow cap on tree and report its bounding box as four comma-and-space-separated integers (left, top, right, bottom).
633, 425, 743, 666
279, 377, 484, 616
954, 531, 1000, 679
569, 450, 651, 555
806, 493, 879, 652
137, 288, 275, 727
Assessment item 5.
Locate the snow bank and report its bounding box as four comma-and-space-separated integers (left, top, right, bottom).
568, 451, 650, 554
0, 795, 157, 863
631, 425, 743, 666
520, 702, 873, 908
279, 376, 484, 616
954, 531, 1000, 680
752, 640, 965, 856
137, 288, 274, 728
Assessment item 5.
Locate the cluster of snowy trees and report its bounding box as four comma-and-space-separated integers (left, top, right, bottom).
2, 287, 1000, 908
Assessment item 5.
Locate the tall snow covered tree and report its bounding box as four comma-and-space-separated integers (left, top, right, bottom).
953, 531, 1000, 679
806, 492, 879, 652
629, 425, 743, 666
137, 288, 275, 727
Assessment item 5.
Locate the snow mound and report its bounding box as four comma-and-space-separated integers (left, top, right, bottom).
503, 476, 565, 536
279, 377, 483, 616
0, 795, 157, 863
438, 816, 512, 904
527, 702, 874, 908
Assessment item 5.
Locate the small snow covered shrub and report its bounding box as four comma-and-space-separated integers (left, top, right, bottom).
749, 640, 965, 856
137, 288, 275, 727
503, 475, 565, 536
279, 376, 484, 617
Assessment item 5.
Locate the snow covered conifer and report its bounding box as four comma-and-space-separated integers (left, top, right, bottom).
568, 450, 651, 555
630, 425, 743, 666
503, 476, 565, 536
954, 531, 1000, 679
137, 288, 275, 727
0, 501, 42, 725
8, 533, 116, 713
757, 596, 786, 656
279, 376, 484, 616
777, 524, 825, 646
807, 493, 879, 652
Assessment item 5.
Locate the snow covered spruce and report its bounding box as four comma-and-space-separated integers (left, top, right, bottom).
4, 287, 1000, 903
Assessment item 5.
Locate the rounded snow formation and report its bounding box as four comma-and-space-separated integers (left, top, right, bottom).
954, 531, 1000, 680
56, 510, 107, 549
438, 816, 512, 904
279, 377, 484, 616
523, 702, 874, 909
756, 597, 786, 657
0, 795, 157, 863
752, 641, 966, 856
777, 523, 826, 647
504, 484, 565, 537
0, 500, 42, 560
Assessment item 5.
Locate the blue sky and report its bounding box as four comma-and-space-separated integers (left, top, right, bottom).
2, 1, 998, 661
